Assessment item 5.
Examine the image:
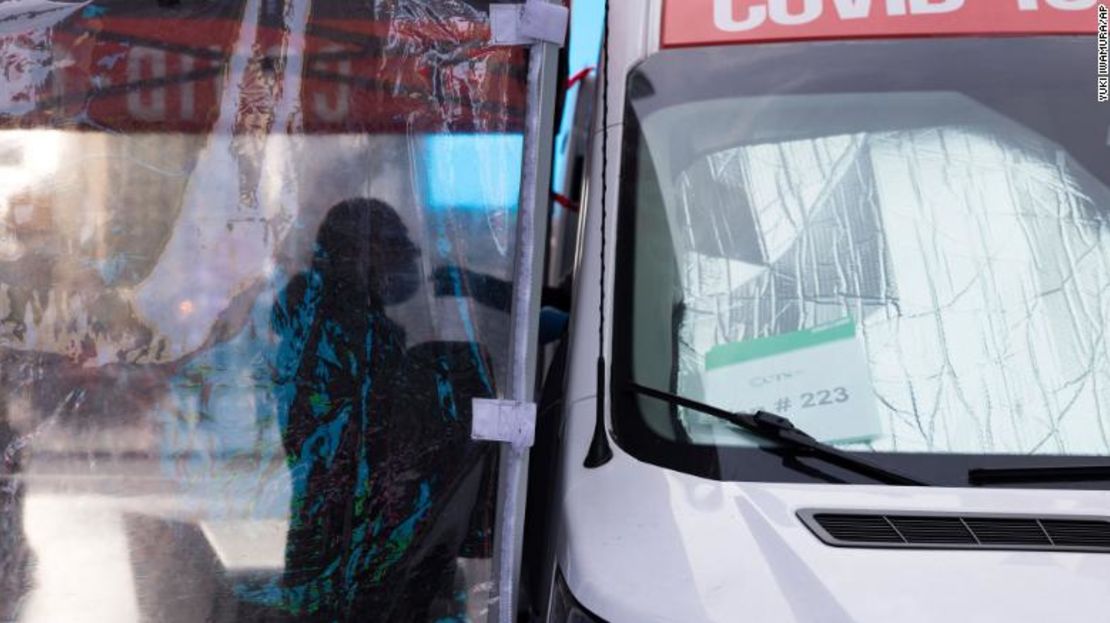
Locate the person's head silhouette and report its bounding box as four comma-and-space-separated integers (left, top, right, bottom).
311, 198, 421, 309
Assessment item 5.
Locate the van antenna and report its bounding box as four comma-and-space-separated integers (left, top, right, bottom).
584, 0, 614, 468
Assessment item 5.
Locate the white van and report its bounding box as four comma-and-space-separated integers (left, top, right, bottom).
527, 1, 1110, 621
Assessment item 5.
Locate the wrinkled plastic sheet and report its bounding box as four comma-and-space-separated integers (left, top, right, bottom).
670, 124, 1110, 455
0, 1, 531, 621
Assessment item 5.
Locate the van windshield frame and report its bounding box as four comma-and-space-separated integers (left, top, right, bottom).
610, 36, 1110, 488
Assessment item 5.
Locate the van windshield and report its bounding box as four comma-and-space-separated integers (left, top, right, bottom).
614, 37, 1110, 479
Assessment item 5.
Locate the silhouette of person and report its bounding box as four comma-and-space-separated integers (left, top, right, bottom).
272, 197, 502, 622
272, 198, 424, 620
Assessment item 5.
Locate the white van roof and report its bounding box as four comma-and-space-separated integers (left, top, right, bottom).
604, 0, 1096, 126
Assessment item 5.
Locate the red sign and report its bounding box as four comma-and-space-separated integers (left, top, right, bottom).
1, 5, 527, 134
663, 0, 1098, 48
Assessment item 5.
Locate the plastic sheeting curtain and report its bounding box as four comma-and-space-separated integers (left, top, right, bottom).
0, 1, 531, 621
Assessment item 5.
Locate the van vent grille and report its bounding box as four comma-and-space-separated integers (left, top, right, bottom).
799, 511, 1110, 553
890, 516, 977, 545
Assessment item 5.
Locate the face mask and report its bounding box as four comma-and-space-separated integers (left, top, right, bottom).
377, 261, 421, 306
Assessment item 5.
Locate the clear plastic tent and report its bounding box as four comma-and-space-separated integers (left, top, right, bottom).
0, 1, 535, 620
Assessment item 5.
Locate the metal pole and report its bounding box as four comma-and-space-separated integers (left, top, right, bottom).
493, 7, 561, 622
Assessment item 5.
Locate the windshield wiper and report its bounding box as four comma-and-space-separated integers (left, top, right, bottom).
628, 382, 926, 486
969, 464, 1110, 486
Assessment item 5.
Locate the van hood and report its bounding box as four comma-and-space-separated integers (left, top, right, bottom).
557, 450, 1110, 623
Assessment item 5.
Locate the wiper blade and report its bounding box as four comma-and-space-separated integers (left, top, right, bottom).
628, 382, 926, 486
969, 464, 1110, 486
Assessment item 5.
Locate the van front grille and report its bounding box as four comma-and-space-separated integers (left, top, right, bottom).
799, 510, 1110, 553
